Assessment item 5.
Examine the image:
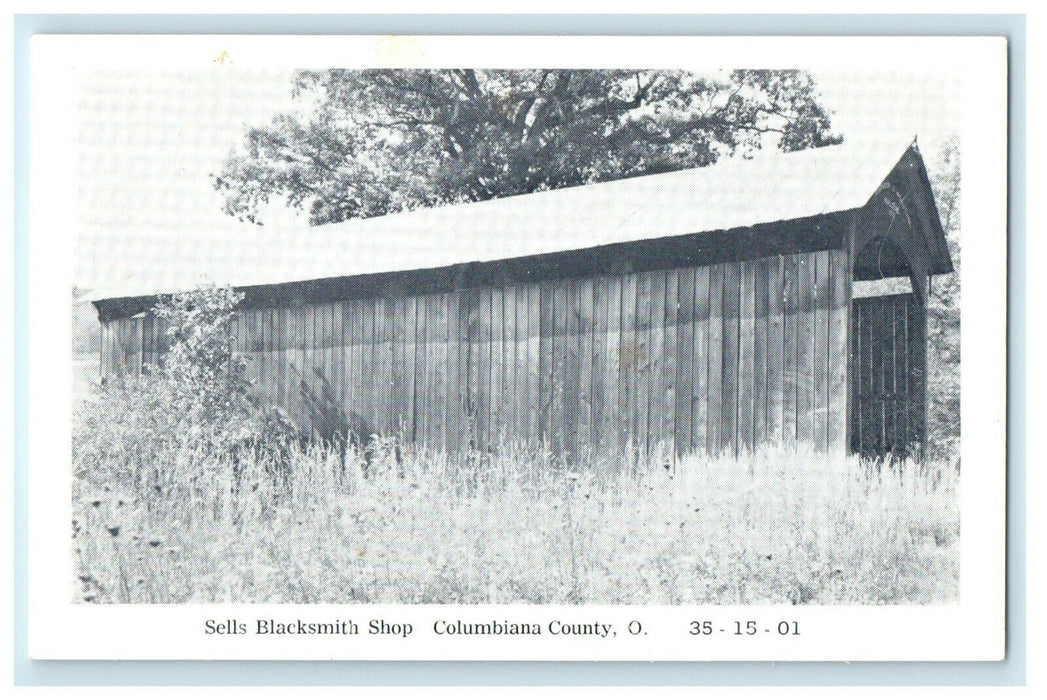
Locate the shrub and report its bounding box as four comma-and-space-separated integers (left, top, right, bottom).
74, 284, 296, 494
153, 284, 255, 452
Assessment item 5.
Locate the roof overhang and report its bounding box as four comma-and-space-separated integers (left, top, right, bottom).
92, 135, 952, 320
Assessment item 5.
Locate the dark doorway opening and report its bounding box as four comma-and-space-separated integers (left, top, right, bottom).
849, 235, 926, 459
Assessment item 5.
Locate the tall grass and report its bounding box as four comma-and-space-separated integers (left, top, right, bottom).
72, 432, 959, 605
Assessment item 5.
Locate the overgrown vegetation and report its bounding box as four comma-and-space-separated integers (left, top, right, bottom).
926, 137, 961, 464
72, 435, 958, 604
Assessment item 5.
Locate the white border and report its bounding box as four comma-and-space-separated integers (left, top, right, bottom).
28, 34, 1007, 661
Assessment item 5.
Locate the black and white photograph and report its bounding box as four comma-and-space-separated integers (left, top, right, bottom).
27, 34, 1008, 662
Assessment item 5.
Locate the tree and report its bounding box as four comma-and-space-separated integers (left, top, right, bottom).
926, 137, 961, 465
213, 69, 841, 226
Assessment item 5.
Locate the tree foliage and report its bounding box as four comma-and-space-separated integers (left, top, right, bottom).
154, 284, 253, 436
213, 69, 840, 225
926, 137, 961, 464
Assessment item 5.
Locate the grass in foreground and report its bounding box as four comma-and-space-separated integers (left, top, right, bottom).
72, 438, 959, 605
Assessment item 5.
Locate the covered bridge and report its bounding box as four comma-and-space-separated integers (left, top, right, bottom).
92, 136, 953, 461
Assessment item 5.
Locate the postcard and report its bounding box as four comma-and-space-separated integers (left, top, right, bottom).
27, 33, 1007, 661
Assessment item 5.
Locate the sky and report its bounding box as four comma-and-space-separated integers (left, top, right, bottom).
72, 67, 961, 297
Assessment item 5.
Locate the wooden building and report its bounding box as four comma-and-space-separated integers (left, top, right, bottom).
92, 137, 953, 460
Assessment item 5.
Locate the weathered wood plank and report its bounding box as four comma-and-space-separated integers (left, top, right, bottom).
691, 266, 710, 456
368, 300, 382, 436
827, 248, 849, 454
526, 284, 541, 450
849, 299, 861, 454
106, 320, 116, 376
753, 258, 769, 449
648, 269, 667, 456
316, 303, 330, 435
865, 298, 878, 455
232, 312, 245, 387
130, 317, 142, 376
317, 303, 330, 409
417, 294, 432, 448
418, 294, 433, 448
866, 297, 879, 455
766, 256, 784, 446
619, 273, 637, 456
274, 306, 286, 409
720, 261, 740, 456
114, 318, 126, 375
863, 299, 876, 455
407, 296, 420, 442
796, 255, 816, 446
661, 269, 679, 460
294, 306, 308, 433
448, 290, 467, 453
340, 302, 353, 431
322, 303, 334, 415
110, 320, 119, 375
592, 276, 609, 454
635, 270, 654, 456
119, 318, 129, 374
887, 297, 899, 452
675, 266, 695, 455
324, 303, 339, 436
141, 313, 154, 370
782, 254, 799, 446
577, 276, 595, 458
99, 323, 109, 377
704, 264, 722, 456
738, 260, 756, 453
461, 288, 477, 451
350, 299, 365, 440
429, 295, 442, 451
538, 282, 553, 450
556, 282, 573, 457
563, 279, 579, 459
331, 302, 344, 412
243, 310, 258, 409
479, 287, 494, 451
490, 286, 504, 449
433, 293, 448, 452
304, 304, 318, 434
503, 285, 518, 448
390, 297, 405, 436
265, 307, 278, 414
814, 250, 831, 452
514, 285, 529, 447
358, 300, 373, 437
383, 296, 398, 435
887, 296, 901, 455
603, 275, 622, 454
274, 307, 287, 427
870, 294, 885, 454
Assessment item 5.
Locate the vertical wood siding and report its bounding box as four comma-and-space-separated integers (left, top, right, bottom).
100, 247, 852, 459
849, 292, 925, 458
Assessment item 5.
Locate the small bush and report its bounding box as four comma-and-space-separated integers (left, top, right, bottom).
153, 284, 256, 452
75, 284, 297, 495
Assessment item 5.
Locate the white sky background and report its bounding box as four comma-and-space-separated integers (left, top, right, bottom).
72, 66, 961, 296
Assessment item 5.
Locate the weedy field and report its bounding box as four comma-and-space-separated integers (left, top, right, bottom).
72, 433, 959, 605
